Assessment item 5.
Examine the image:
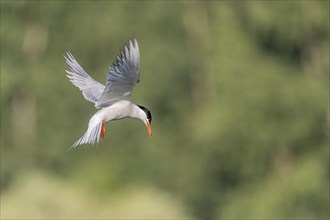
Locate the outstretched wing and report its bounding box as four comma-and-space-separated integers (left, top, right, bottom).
96, 39, 140, 108
65, 52, 105, 108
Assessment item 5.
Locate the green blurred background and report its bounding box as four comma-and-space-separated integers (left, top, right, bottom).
1, 1, 329, 219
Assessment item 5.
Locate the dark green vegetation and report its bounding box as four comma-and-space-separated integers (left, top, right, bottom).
1, 1, 329, 219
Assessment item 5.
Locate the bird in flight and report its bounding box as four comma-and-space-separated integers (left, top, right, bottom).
65, 39, 152, 150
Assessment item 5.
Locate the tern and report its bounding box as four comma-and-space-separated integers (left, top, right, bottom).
65, 39, 152, 149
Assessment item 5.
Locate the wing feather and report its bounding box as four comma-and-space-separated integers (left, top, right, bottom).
65, 52, 105, 108
96, 39, 140, 108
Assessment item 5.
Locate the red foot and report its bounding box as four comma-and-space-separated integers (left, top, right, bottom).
100, 120, 105, 138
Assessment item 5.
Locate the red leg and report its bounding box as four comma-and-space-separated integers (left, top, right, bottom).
100, 120, 105, 138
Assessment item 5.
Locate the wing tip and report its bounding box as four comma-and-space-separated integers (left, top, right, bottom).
64, 51, 73, 59
129, 38, 139, 50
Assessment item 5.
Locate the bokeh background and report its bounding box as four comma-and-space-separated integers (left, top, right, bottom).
1, 1, 329, 219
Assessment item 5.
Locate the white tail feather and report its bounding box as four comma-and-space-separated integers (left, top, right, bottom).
68, 113, 103, 151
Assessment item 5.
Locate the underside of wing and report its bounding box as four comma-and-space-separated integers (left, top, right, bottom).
65, 52, 105, 107
96, 39, 140, 108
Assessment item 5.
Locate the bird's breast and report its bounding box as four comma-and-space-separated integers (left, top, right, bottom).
99, 100, 133, 122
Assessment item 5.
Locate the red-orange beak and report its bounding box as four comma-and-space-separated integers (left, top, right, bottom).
146, 120, 152, 138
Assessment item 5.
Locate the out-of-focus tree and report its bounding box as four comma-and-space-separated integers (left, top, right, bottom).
1, 1, 328, 219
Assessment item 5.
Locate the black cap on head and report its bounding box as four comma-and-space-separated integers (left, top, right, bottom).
137, 105, 152, 123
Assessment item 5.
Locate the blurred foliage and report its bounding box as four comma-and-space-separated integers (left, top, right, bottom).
1, 1, 329, 219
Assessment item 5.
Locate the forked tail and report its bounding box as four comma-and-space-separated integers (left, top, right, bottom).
68, 116, 104, 151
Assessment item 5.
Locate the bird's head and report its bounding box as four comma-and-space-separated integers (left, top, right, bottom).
137, 105, 152, 138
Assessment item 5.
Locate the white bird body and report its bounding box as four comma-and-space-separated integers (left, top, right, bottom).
65, 39, 152, 150
94, 100, 147, 122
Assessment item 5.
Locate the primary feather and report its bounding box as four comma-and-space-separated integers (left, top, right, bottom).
96, 39, 140, 108
65, 52, 105, 108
